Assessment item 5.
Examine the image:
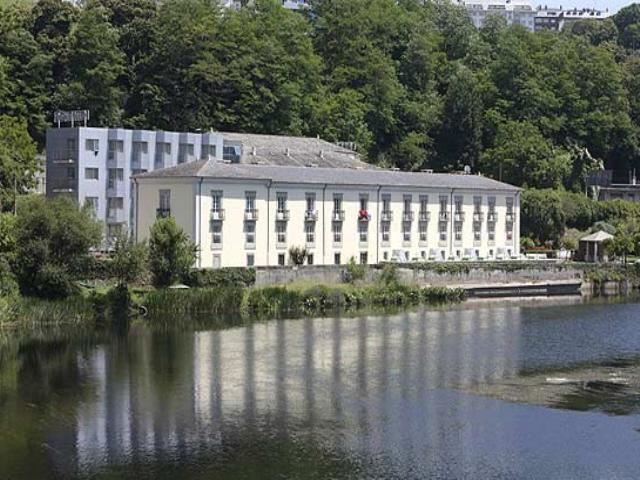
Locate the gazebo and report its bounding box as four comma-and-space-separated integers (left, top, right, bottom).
578, 231, 614, 263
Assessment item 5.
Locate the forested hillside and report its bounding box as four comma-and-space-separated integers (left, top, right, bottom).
3, 0, 640, 191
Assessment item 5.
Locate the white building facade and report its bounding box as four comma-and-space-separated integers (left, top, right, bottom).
454, 0, 536, 31
134, 161, 520, 267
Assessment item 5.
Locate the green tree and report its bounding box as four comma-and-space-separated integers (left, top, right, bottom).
12, 196, 102, 298
521, 189, 566, 245
55, 3, 125, 127
110, 233, 148, 287
148, 217, 197, 287
0, 115, 38, 211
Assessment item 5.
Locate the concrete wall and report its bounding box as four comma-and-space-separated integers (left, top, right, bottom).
254, 264, 584, 287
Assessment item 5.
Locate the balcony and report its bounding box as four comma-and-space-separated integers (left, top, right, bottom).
49, 179, 76, 193
438, 211, 449, 222
106, 181, 126, 196
380, 210, 393, 222
107, 151, 125, 167
505, 212, 515, 223
358, 209, 371, 222
305, 210, 318, 221
156, 208, 171, 219
473, 211, 484, 222
418, 211, 430, 222
454, 211, 465, 222
276, 209, 290, 221
332, 210, 345, 222
487, 211, 498, 223
244, 209, 259, 221
402, 211, 415, 222
210, 209, 225, 221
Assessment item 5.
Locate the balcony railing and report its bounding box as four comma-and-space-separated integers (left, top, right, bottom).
244, 209, 259, 221
358, 210, 371, 222
156, 208, 171, 219
487, 211, 498, 223
276, 209, 290, 221
332, 210, 345, 222
402, 211, 414, 222
454, 211, 465, 222
305, 210, 318, 221
473, 211, 484, 222
210, 209, 225, 221
380, 210, 393, 222
418, 211, 430, 222
439, 211, 449, 222
107, 209, 127, 223
505, 212, 515, 223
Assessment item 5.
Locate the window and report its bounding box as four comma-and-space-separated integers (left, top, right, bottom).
421, 250, 426, 260
67, 167, 75, 179
107, 224, 122, 239
108, 140, 123, 160
419, 195, 428, 218
439, 195, 448, 220
278, 253, 286, 266
247, 254, 255, 267
276, 221, 287, 244
84, 197, 98, 214
155, 142, 171, 168
333, 194, 343, 217
474, 222, 481, 241
66, 138, 76, 152
454, 195, 463, 213
245, 191, 256, 212
383, 251, 389, 261
85, 168, 99, 180
107, 168, 123, 188
305, 193, 316, 213
334, 253, 341, 265
223, 145, 240, 162
213, 254, 221, 269
305, 221, 315, 244
178, 143, 194, 163
403, 194, 412, 215
419, 222, 428, 242
474, 196, 482, 213
381, 221, 390, 243
488, 196, 496, 221
358, 220, 368, 243
455, 221, 463, 242
132, 141, 148, 160
333, 221, 342, 243
159, 189, 171, 211
201, 144, 216, 159
359, 194, 368, 211
439, 220, 447, 242
212, 221, 223, 247
276, 192, 288, 212
307, 254, 314, 265
107, 197, 123, 219
488, 221, 496, 242
403, 221, 411, 242
211, 191, 223, 212
85, 139, 99, 152
382, 194, 391, 215
360, 252, 368, 265
245, 221, 255, 245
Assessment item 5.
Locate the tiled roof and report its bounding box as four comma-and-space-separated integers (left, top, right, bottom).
134, 161, 520, 192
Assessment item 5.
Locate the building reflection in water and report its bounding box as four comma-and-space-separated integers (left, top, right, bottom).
69, 305, 524, 475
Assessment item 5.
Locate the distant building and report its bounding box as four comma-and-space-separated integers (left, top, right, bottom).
534, 6, 612, 32
45, 127, 368, 242
587, 170, 640, 203
453, 0, 536, 31
133, 160, 521, 267
219, 0, 308, 10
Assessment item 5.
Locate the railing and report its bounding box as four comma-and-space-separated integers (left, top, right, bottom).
358, 211, 371, 222
487, 211, 498, 222
439, 211, 449, 222
473, 211, 484, 222
380, 210, 393, 222
210, 209, 225, 221
418, 211, 430, 222
305, 210, 318, 221
244, 209, 259, 221
276, 209, 290, 221
106, 209, 127, 223
332, 210, 345, 221
106, 181, 126, 196
454, 211, 465, 222
505, 212, 515, 223
156, 208, 171, 218
402, 211, 414, 222
49, 179, 76, 192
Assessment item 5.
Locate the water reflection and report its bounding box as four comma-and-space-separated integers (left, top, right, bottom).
3, 300, 640, 479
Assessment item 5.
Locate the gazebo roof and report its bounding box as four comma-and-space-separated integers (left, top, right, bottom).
580, 231, 614, 243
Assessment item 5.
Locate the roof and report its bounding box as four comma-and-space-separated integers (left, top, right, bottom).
219, 132, 372, 169
580, 231, 614, 243
134, 160, 520, 192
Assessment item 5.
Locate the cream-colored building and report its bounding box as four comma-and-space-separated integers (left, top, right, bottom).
133, 161, 520, 267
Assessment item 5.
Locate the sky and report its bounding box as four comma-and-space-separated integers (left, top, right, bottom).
541, 1, 635, 13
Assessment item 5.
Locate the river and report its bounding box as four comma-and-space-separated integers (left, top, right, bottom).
1, 297, 640, 479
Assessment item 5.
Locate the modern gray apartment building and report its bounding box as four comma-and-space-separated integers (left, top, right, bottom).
45, 127, 368, 243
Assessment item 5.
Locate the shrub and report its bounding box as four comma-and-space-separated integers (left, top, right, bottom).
33, 264, 76, 300
344, 257, 366, 283
184, 267, 256, 288
148, 217, 198, 287
288, 246, 308, 266
110, 234, 148, 286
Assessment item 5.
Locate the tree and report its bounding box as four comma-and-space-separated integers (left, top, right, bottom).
0, 115, 39, 211
12, 196, 102, 298
521, 189, 565, 245
607, 231, 636, 264
148, 217, 197, 287
288, 246, 307, 266
110, 233, 148, 287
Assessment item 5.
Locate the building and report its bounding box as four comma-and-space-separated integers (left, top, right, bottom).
534, 6, 611, 32
454, 0, 536, 31
587, 170, 640, 203
577, 230, 613, 263
45, 127, 368, 242
133, 160, 521, 267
